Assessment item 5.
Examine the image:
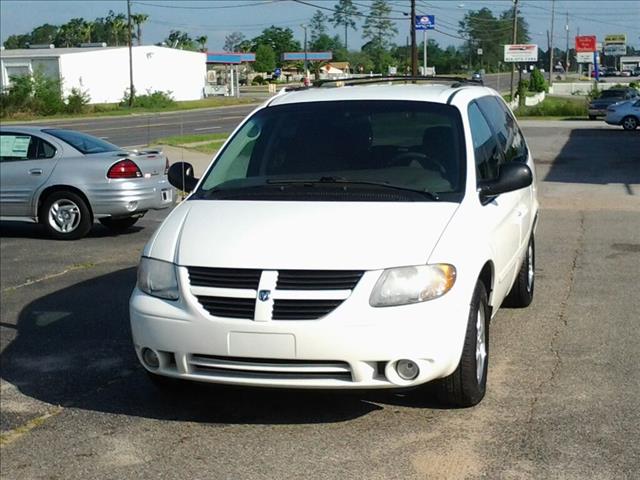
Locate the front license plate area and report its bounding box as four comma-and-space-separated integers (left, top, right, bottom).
228, 332, 296, 358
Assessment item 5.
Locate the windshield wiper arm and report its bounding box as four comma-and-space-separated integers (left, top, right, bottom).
267, 176, 440, 200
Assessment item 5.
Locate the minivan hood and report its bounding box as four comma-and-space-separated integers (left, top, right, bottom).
150, 200, 460, 270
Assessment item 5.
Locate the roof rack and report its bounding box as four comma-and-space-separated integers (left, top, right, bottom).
312, 75, 484, 88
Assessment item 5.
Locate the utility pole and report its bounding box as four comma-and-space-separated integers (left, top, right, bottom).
509, 0, 518, 100
127, 0, 134, 106
411, 0, 417, 76
301, 24, 308, 84
549, 0, 555, 86
565, 11, 569, 74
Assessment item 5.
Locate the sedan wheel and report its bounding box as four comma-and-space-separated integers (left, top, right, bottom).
40, 191, 92, 240
622, 116, 638, 131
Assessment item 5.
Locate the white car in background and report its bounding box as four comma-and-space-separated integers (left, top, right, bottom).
605, 99, 640, 130
130, 77, 539, 407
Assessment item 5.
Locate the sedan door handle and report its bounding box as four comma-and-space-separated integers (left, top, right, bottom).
29, 168, 43, 175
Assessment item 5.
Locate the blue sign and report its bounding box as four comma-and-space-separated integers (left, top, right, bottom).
206, 52, 256, 64
415, 15, 435, 30
282, 51, 332, 61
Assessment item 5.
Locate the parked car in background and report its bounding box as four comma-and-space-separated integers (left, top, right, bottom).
605, 99, 640, 130
620, 70, 632, 77
0, 127, 174, 239
588, 88, 639, 119
131, 79, 539, 408
633, 67, 640, 77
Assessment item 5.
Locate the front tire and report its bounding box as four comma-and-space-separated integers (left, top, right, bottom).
40, 191, 92, 240
99, 216, 139, 231
504, 235, 535, 308
622, 116, 638, 131
434, 281, 490, 407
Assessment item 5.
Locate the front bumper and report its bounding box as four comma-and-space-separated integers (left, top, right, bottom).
89, 177, 175, 218
130, 268, 471, 389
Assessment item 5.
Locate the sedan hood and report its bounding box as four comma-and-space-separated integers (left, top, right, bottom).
148, 200, 460, 270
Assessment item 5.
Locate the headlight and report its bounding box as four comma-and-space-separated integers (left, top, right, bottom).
137, 257, 179, 300
369, 264, 456, 307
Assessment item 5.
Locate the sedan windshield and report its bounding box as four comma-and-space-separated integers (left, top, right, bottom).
43, 129, 121, 154
196, 100, 466, 202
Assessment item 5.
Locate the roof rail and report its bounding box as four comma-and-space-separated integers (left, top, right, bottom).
312, 75, 483, 88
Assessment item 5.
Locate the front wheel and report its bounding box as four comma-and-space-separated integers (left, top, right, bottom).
622, 116, 638, 131
99, 216, 139, 232
504, 235, 535, 308
40, 191, 92, 240
434, 281, 490, 407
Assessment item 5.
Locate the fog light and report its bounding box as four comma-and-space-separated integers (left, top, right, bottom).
127, 200, 138, 211
141, 347, 160, 369
395, 360, 419, 381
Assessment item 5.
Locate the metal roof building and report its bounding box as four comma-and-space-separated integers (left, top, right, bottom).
0, 45, 206, 103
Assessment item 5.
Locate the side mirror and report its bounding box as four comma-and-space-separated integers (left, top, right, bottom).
168, 162, 198, 193
478, 163, 532, 202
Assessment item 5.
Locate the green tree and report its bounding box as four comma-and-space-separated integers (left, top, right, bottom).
347, 51, 374, 74
106, 11, 128, 46
195, 35, 208, 52
331, 0, 359, 50
131, 13, 149, 46
362, 0, 397, 50
3, 34, 31, 49
250, 26, 300, 67
30, 24, 59, 45
309, 10, 328, 44
224, 32, 246, 52
254, 44, 276, 73
165, 30, 197, 50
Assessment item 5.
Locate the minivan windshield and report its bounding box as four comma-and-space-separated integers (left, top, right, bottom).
196, 100, 466, 202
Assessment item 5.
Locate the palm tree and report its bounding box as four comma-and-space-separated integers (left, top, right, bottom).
106, 11, 127, 46
131, 13, 148, 46
196, 35, 208, 52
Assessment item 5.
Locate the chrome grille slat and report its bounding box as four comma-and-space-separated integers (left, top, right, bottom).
188, 355, 353, 381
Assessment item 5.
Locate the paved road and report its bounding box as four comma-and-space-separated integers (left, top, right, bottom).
1, 121, 639, 479
15, 74, 516, 148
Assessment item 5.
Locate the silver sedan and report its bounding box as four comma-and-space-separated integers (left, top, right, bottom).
0, 126, 174, 239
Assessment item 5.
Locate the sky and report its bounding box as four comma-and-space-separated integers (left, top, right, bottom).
1, 0, 639, 52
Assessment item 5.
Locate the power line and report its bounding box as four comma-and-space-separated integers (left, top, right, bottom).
291, 0, 408, 21
133, 1, 278, 10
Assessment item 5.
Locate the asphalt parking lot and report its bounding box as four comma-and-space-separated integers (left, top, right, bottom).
1, 121, 639, 479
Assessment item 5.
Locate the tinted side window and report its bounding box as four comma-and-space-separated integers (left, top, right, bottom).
0, 133, 56, 162
468, 102, 500, 181
477, 96, 527, 163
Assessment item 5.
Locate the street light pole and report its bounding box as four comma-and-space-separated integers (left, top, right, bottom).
549, 0, 555, 86
410, 0, 417, 76
301, 24, 308, 83
509, 0, 518, 101
127, 0, 134, 106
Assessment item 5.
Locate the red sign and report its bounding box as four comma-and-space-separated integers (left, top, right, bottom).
575, 35, 596, 52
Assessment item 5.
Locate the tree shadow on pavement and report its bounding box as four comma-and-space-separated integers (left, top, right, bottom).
1, 268, 443, 425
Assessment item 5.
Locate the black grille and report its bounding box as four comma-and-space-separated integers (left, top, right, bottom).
272, 299, 344, 320
196, 296, 255, 319
276, 270, 363, 290
188, 267, 261, 290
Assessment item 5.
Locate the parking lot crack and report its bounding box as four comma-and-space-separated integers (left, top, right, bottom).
523, 211, 585, 437
1, 262, 98, 293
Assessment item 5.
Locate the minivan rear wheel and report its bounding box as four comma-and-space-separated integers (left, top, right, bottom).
434, 281, 489, 407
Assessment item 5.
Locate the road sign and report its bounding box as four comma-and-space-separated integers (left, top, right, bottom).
575, 35, 596, 52
415, 15, 435, 30
576, 52, 598, 63
504, 44, 538, 62
604, 34, 626, 45
603, 44, 627, 56
477, 48, 483, 55
282, 51, 332, 61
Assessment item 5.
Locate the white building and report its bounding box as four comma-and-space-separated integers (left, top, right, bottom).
0, 45, 206, 103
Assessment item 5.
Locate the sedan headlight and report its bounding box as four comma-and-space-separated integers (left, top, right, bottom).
369, 264, 456, 307
137, 257, 179, 300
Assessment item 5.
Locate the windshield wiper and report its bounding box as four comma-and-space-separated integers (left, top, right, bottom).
267, 176, 440, 200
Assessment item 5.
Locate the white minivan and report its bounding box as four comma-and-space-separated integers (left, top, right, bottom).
130, 79, 538, 407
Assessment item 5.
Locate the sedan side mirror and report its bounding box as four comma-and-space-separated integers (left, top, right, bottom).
168, 162, 198, 193
478, 163, 532, 202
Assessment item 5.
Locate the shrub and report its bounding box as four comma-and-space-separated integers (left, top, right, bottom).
517, 79, 529, 106
516, 97, 588, 117
120, 89, 176, 108
529, 68, 548, 93
252, 75, 264, 85
0, 70, 64, 117
65, 87, 90, 114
